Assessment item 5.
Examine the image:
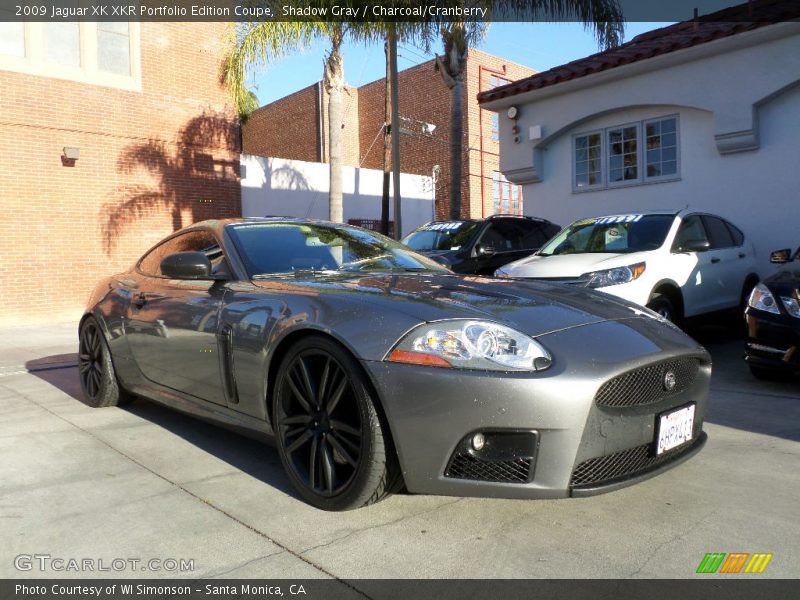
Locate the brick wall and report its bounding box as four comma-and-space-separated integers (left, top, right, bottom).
243, 83, 321, 162
0, 23, 240, 326
243, 83, 361, 167
246, 48, 534, 222
465, 48, 536, 219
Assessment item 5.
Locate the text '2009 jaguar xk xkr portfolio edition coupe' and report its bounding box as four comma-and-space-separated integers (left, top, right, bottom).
81, 218, 710, 510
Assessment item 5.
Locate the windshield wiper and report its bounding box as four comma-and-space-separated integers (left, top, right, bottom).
252, 269, 339, 279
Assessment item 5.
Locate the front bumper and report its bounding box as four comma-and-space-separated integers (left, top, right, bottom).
744, 308, 800, 373
364, 317, 710, 499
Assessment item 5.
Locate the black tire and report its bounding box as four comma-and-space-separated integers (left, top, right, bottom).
647, 293, 678, 324
739, 279, 758, 317
273, 335, 400, 511
78, 317, 133, 408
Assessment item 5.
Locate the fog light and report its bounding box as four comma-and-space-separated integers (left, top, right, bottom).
472, 432, 486, 451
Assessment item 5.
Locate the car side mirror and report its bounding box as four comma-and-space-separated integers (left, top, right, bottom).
770, 248, 792, 264
160, 252, 214, 279
678, 239, 711, 253
475, 243, 496, 257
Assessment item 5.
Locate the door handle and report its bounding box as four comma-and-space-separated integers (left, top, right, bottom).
134, 292, 147, 309
710, 257, 721, 264
738, 252, 746, 259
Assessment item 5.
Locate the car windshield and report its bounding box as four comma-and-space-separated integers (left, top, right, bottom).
539, 214, 675, 256
228, 222, 450, 276
402, 221, 480, 251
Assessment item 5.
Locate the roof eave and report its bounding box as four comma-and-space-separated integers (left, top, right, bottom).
479, 21, 800, 111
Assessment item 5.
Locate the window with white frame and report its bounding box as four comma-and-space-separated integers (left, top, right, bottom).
574, 131, 602, 189
608, 124, 638, 184
645, 117, 678, 178
0, 22, 139, 90
572, 115, 679, 192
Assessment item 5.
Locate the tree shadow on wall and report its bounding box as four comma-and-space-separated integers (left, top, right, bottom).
101, 111, 240, 254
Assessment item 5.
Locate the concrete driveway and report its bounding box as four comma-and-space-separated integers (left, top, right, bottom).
1, 322, 798, 580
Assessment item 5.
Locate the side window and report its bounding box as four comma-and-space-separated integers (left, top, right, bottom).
725, 221, 745, 247
480, 220, 542, 252
701, 216, 735, 249
672, 215, 707, 251
138, 230, 227, 277
519, 221, 549, 250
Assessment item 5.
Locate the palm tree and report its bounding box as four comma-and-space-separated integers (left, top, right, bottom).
426, 1, 624, 220
225, 20, 348, 223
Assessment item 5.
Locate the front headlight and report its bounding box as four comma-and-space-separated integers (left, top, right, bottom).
780, 296, 800, 318
387, 320, 552, 371
584, 262, 646, 288
494, 267, 511, 278
748, 283, 780, 314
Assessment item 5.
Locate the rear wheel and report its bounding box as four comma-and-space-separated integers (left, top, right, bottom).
273, 336, 400, 510
78, 317, 133, 408
647, 293, 677, 324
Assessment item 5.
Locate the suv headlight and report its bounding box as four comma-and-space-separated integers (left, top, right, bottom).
584, 262, 646, 288
748, 283, 780, 314
387, 320, 552, 371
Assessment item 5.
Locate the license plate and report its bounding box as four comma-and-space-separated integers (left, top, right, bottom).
656, 404, 695, 456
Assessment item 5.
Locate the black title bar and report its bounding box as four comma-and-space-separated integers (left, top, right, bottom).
1, 0, 798, 23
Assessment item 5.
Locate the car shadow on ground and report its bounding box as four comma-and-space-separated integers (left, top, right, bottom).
25, 362, 301, 499
684, 316, 800, 443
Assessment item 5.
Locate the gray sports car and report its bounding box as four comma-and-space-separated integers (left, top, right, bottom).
81, 218, 710, 510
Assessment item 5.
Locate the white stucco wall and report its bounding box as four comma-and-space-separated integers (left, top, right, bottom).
240, 155, 435, 237
483, 23, 800, 274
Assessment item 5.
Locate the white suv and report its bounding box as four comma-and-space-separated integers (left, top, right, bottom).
495, 210, 760, 323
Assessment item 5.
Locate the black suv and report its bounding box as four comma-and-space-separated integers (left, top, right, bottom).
402, 215, 561, 275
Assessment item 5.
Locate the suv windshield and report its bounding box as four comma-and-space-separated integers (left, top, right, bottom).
228, 222, 450, 276
402, 221, 480, 251
539, 214, 675, 256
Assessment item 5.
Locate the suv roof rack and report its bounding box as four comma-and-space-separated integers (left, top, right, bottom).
488, 214, 551, 223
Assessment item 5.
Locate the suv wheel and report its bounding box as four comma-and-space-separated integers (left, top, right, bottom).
647, 293, 677, 324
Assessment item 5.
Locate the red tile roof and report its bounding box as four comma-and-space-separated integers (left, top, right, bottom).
477, 0, 800, 104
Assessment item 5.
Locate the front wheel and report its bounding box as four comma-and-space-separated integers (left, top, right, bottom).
647, 293, 677, 324
273, 336, 400, 510
78, 317, 133, 408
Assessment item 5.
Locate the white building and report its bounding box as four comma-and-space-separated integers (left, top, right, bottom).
479, 0, 800, 272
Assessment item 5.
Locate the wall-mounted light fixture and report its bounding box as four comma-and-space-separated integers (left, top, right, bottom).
63, 146, 80, 160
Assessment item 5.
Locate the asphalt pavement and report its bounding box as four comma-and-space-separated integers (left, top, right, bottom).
1, 321, 798, 580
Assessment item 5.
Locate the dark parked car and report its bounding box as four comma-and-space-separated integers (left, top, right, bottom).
402, 215, 561, 275
81, 218, 709, 510
745, 247, 800, 379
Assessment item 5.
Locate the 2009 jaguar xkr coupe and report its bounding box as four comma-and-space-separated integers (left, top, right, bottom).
81, 218, 710, 510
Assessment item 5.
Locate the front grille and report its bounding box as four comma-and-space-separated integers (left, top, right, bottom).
445, 453, 532, 484
595, 358, 700, 407
570, 439, 697, 488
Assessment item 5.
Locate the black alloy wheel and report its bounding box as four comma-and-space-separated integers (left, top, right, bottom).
78, 317, 132, 408
274, 336, 399, 510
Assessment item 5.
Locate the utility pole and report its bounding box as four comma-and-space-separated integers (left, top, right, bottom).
380, 30, 392, 237
389, 30, 402, 239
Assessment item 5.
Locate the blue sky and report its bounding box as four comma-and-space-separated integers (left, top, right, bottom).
251, 22, 673, 107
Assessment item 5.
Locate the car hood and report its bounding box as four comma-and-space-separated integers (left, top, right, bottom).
763, 265, 800, 294
252, 272, 659, 338
499, 252, 650, 278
